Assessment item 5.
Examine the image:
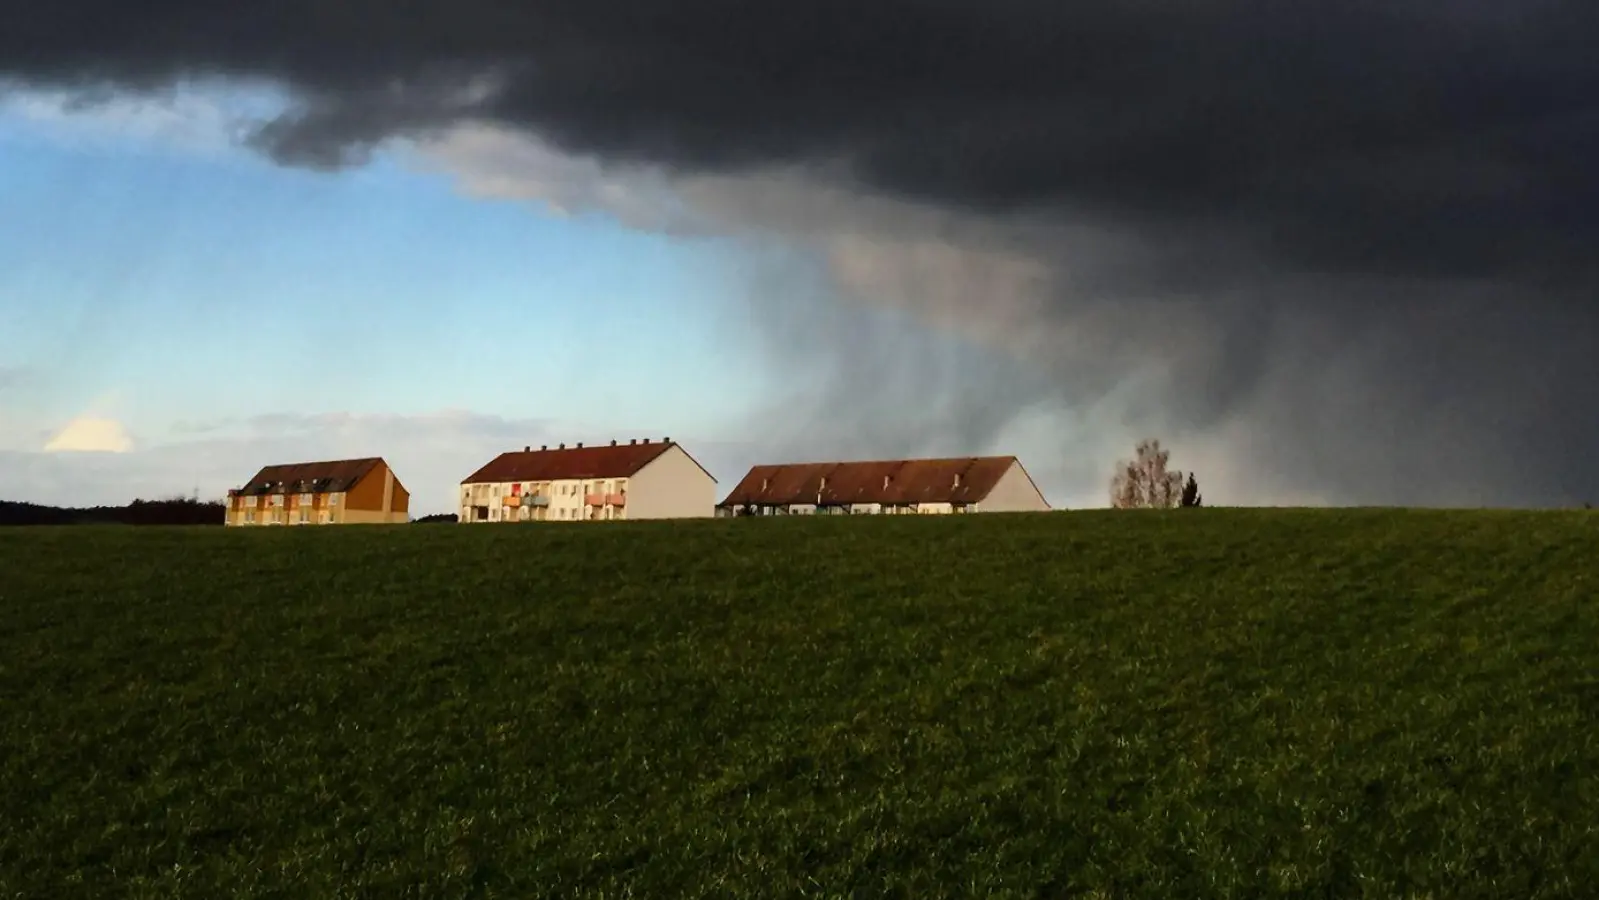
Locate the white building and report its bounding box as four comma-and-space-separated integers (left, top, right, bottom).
459, 437, 716, 523
716, 456, 1050, 516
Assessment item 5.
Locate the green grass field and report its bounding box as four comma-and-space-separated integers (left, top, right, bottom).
3, 510, 1597, 898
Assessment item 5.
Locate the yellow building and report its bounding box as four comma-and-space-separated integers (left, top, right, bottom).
226, 457, 409, 525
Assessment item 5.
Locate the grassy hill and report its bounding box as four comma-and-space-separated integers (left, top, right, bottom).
2, 510, 1596, 897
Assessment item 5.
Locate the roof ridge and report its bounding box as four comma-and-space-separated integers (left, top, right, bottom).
459, 440, 676, 485
258, 455, 383, 468
753, 454, 1013, 468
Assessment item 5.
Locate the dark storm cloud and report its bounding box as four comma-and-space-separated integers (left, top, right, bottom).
8, 0, 1599, 277
5, 0, 1599, 504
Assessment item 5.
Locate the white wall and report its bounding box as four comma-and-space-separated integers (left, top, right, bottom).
626, 445, 716, 519
978, 460, 1052, 512
459, 478, 604, 522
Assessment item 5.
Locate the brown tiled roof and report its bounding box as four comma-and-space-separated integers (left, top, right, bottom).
237, 457, 384, 496
717, 456, 1030, 508
462, 440, 682, 485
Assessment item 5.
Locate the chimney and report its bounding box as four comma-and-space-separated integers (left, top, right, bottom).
541, 444, 548, 451
523, 445, 530, 452
642, 437, 650, 444
610, 439, 617, 446
576, 442, 583, 448
630, 438, 637, 445
558, 442, 565, 449
663, 436, 671, 444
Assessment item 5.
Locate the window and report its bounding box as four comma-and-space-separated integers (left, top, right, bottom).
298, 508, 310, 524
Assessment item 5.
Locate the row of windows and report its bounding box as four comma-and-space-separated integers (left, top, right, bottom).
236, 494, 340, 509
238, 508, 334, 525
465, 479, 629, 502
742, 503, 974, 516
462, 502, 624, 523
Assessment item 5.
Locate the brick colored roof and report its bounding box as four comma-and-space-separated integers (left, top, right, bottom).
237, 457, 384, 496
717, 456, 1029, 508
461, 441, 679, 485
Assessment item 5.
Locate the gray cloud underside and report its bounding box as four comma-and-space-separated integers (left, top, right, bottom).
6, 0, 1599, 505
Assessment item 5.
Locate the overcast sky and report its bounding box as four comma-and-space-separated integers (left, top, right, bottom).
3, 1, 1597, 513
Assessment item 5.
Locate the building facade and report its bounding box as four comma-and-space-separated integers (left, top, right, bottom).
226, 457, 410, 525
458, 437, 716, 523
716, 456, 1050, 516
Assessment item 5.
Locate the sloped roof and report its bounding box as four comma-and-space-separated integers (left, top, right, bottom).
717, 456, 1025, 507
461, 441, 682, 485
236, 457, 384, 496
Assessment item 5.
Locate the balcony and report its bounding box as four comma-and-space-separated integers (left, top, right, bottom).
584, 493, 607, 506
524, 493, 550, 507
607, 492, 626, 506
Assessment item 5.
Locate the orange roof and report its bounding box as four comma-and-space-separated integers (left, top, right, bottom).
718, 456, 1027, 507
462, 440, 689, 484
238, 457, 384, 495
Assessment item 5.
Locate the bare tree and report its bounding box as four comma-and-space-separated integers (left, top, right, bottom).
1109, 438, 1186, 509
1180, 473, 1203, 508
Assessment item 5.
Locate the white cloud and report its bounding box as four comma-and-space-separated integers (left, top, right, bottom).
43, 416, 135, 453
408, 123, 691, 230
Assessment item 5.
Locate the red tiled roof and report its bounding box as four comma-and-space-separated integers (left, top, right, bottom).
239, 457, 384, 495
461, 441, 677, 484
717, 456, 1026, 508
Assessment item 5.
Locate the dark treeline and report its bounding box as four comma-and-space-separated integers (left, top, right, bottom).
0, 497, 226, 526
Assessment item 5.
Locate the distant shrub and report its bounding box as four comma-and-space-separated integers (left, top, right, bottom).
413, 513, 459, 524
0, 496, 225, 526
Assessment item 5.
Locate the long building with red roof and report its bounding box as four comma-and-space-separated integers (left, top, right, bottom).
716, 455, 1050, 516
458, 437, 716, 522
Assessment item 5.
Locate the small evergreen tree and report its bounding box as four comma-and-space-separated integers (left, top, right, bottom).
1180, 473, 1203, 507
